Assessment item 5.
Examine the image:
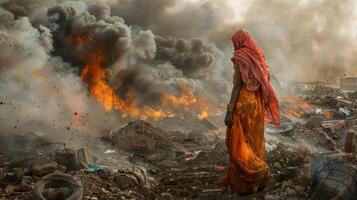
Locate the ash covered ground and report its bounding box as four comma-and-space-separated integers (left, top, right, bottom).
0, 0, 357, 200
0, 84, 356, 199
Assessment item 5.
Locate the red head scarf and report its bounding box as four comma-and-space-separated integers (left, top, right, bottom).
231, 29, 280, 127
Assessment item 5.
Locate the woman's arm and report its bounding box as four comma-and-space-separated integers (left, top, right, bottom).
224, 65, 243, 126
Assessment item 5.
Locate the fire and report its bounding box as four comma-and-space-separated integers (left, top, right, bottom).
162, 86, 198, 110
198, 111, 209, 120
71, 31, 218, 120
323, 110, 333, 119
161, 87, 218, 120
281, 96, 314, 118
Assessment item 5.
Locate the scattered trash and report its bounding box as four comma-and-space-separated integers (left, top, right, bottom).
76, 147, 94, 168
315, 108, 323, 115
321, 120, 345, 133
338, 107, 351, 117
114, 166, 150, 189
104, 149, 116, 154
184, 150, 202, 161
1, 84, 356, 199
84, 165, 108, 173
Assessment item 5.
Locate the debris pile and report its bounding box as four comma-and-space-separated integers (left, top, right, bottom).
0, 133, 154, 200
0, 85, 356, 199
263, 143, 311, 199
107, 120, 172, 153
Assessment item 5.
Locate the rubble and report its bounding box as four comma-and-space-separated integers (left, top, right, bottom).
1, 84, 357, 199
108, 120, 172, 153
114, 166, 151, 189
340, 77, 357, 91
267, 143, 310, 183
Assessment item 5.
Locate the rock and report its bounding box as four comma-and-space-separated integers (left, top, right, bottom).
295, 185, 304, 194
4, 185, 16, 194
273, 162, 282, 170
32, 161, 58, 177
286, 187, 296, 196
306, 117, 322, 129
54, 149, 77, 171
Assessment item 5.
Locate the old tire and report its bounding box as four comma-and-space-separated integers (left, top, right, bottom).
32, 172, 83, 200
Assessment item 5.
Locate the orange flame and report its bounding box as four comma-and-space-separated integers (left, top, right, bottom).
161, 86, 218, 120
71, 31, 217, 120
281, 96, 314, 118
162, 86, 198, 110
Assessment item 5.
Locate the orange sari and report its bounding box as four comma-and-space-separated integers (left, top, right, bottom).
223, 86, 271, 193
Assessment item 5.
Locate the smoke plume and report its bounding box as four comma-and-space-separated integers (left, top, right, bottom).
1, 0, 357, 134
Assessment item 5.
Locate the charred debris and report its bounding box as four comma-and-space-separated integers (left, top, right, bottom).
0, 83, 356, 200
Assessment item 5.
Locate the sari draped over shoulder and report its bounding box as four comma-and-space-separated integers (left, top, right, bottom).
223, 30, 280, 193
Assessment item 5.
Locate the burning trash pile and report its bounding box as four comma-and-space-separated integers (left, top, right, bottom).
263, 83, 357, 199
1, 0, 357, 200
44, 3, 221, 122
0, 87, 356, 200
267, 84, 357, 152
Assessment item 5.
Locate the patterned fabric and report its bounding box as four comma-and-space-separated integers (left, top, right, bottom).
223, 86, 271, 193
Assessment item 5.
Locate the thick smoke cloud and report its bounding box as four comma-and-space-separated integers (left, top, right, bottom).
113, 0, 233, 38
0, 6, 113, 135
155, 36, 215, 78
115, 0, 357, 82
48, 1, 131, 67
44, 1, 224, 106
1, 0, 357, 135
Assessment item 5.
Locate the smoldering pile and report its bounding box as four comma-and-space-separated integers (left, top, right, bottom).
1, 0, 357, 130
46, 1, 222, 120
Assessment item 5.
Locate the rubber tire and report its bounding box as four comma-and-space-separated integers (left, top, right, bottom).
32, 172, 83, 200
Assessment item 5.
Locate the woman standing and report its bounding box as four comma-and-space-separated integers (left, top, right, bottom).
222, 29, 280, 194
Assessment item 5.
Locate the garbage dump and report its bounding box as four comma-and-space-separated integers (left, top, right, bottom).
0, 82, 357, 199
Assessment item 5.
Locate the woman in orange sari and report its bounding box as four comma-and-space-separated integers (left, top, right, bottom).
223, 29, 280, 194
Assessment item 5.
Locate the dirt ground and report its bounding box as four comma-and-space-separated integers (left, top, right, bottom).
0, 85, 356, 200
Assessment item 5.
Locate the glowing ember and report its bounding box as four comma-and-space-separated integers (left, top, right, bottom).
162, 86, 198, 110
281, 96, 315, 118
198, 111, 209, 120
